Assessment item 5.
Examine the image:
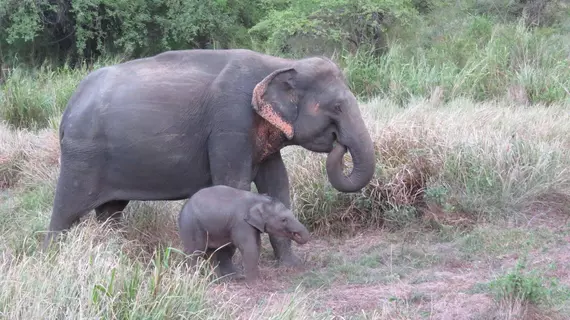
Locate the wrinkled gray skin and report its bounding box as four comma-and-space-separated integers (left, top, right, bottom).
179, 185, 310, 282
41, 48, 375, 267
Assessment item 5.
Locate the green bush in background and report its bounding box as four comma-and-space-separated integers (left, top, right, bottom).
1, 0, 569, 129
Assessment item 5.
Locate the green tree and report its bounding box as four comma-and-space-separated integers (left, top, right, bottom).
0, 0, 268, 67
249, 0, 421, 57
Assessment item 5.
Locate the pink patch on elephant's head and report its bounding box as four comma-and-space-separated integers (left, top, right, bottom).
308, 102, 320, 115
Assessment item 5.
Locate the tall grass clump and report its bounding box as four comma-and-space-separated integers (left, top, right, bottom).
287, 98, 570, 235
0, 57, 123, 130
0, 224, 215, 319
342, 15, 570, 105
0, 122, 59, 189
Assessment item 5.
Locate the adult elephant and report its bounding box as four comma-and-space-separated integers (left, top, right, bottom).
42, 49, 375, 267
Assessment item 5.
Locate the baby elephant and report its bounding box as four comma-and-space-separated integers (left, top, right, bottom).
178, 185, 310, 282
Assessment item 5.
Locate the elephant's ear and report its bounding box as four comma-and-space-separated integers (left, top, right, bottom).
252, 67, 299, 140
244, 203, 266, 233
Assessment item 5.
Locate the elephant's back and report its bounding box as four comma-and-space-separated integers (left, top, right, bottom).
189, 186, 254, 214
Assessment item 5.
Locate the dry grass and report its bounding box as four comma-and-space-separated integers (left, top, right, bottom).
1, 97, 570, 318
286, 97, 570, 235
0, 123, 59, 188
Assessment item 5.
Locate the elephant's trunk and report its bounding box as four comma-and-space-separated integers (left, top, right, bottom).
287, 219, 311, 244
325, 104, 375, 193
290, 221, 310, 245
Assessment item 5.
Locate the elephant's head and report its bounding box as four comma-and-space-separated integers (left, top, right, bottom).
252, 57, 375, 193
245, 199, 310, 245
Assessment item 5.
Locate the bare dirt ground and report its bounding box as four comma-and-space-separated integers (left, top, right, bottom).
204, 210, 570, 319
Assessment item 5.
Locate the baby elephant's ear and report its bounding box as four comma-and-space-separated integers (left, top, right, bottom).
245, 203, 265, 232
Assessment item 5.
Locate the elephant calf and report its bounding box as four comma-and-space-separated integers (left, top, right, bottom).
178, 185, 310, 282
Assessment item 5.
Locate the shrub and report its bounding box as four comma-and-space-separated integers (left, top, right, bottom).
471, 0, 570, 28
0, 0, 267, 66
486, 259, 570, 313
0, 57, 122, 129
248, 0, 421, 57
287, 98, 570, 235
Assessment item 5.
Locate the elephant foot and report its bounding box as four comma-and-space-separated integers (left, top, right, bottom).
277, 252, 303, 268
228, 273, 246, 281
269, 236, 304, 268
214, 270, 245, 283
218, 264, 239, 277
215, 245, 240, 278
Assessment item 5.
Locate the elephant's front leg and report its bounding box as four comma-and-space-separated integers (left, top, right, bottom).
208, 132, 254, 191
236, 232, 262, 283
254, 152, 303, 268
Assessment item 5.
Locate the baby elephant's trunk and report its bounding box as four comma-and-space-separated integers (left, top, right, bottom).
290, 221, 310, 245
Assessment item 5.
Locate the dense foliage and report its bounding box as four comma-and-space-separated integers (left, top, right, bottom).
0, 0, 267, 65
1, 0, 569, 129
3, 0, 566, 66
248, 0, 421, 57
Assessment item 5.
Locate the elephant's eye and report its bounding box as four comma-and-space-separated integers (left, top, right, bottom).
281, 217, 287, 223
333, 103, 342, 113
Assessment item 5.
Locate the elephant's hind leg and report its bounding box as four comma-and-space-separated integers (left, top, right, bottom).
180, 228, 208, 271
215, 244, 241, 279
41, 165, 108, 252
95, 200, 129, 224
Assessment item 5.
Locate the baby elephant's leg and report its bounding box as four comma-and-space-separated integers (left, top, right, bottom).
237, 232, 262, 283
215, 244, 242, 279
206, 248, 222, 275
181, 229, 208, 270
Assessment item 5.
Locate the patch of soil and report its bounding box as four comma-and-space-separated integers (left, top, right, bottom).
429, 293, 493, 320
204, 230, 488, 317
204, 223, 569, 318
527, 237, 570, 287
478, 302, 566, 320
522, 191, 570, 230
316, 283, 414, 314
421, 202, 477, 231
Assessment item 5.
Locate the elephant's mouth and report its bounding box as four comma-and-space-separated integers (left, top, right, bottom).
299, 127, 338, 153
289, 231, 309, 245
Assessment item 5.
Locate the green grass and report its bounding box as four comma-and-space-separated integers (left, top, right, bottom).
293, 243, 440, 289
2, 5, 570, 130
2, 4, 570, 318
489, 261, 553, 306
2, 95, 570, 317
0, 57, 123, 130
471, 260, 570, 318
286, 98, 570, 235
457, 226, 559, 259
0, 232, 224, 318
340, 5, 570, 105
